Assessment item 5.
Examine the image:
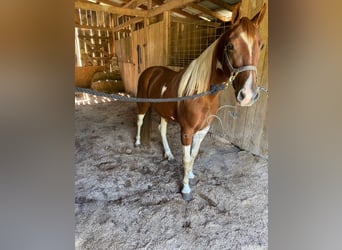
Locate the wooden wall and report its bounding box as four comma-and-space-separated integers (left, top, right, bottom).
213, 0, 268, 157
115, 20, 166, 95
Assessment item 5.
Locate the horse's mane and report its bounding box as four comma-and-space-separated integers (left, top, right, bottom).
177, 38, 219, 97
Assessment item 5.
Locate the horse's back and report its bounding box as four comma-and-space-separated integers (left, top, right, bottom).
136, 66, 178, 98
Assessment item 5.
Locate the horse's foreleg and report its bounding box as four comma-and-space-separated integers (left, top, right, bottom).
180, 126, 210, 201
181, 144, 193, 201
188, 126, 210, 179
135, 113, 145, 147
159, 117, 174, 160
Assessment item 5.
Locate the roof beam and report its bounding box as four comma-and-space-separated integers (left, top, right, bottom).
75, 1, 147, 17
147, 0, 196, 17
188, 3, 230, 22
207, 0, 235, 11
123, 0, 146, 8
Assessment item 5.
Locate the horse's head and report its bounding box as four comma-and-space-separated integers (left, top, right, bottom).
221, 3, 266, 106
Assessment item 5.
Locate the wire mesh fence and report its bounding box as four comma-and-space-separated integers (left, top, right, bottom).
168, 20, 230, 67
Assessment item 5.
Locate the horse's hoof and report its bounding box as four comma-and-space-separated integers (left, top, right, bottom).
182, 192, 193, 201
134, 143, 140, 148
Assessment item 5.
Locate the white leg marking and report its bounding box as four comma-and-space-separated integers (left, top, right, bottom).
188, 126, 210, 179
135, 114, 145, 146
159, 117, 174, 160
182, 145, 192, 194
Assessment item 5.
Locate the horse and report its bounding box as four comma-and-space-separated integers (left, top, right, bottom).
135, 2, 266, 201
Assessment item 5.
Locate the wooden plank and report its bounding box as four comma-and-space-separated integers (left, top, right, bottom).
188, 3, 231, 22
113, 17, 144, 32
123, 0, 146, 8
75, 1, 147, 17
148, 0, 196, 17
248, 0, 268, 156
207, 0, 235, 11
170, 16, 220, 27
78, 0, 122, 7
76, 24, 112, 31
164, 11, 170, 65
147, 22, 165, 66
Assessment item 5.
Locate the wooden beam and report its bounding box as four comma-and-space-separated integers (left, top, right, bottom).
172, 8, 204, 21
207, 0, 235, 11
148, 0, 196, 17
113, 17, 144, 31
170, 15, 220, 27
123, 0, 146, 9
77, 0, 122, 7
75, 1, 147, 17
188, 3, 230, 22
76, 24, 112, 31
163, 11, 170, 65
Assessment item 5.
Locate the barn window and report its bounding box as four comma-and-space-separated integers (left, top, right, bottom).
75, 8, 114, 69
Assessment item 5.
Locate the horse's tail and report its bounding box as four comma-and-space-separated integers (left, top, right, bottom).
140, 106, 152, 146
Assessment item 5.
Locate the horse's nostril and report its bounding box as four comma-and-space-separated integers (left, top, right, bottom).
238, 90, 245, 101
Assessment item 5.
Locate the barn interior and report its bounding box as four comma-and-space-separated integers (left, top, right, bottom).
74, 0, 268, 156
75, 0, 268, 249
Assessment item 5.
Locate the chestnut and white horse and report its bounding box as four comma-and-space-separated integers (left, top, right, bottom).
135, 3, 266, 200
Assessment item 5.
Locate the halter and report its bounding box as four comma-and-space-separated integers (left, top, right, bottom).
223, 46, 258, 86
223, 46, 268, 94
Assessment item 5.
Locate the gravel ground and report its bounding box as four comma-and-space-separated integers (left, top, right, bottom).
75, 95, 268, 250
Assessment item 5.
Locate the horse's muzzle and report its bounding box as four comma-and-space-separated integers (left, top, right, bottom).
237, 87, 260, 106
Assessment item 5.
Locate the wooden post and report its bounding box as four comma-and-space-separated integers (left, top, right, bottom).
163, 11, 170, 65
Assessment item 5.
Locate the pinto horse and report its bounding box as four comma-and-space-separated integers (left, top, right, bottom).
135, 3, 266, 200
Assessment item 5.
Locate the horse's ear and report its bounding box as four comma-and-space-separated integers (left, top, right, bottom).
251, 2, 266, 27
231, 2, 241, 26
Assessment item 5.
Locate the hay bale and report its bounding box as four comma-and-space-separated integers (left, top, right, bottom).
91, 80, 125, 93
75, 66, 106, 88
91, 71, 122, 82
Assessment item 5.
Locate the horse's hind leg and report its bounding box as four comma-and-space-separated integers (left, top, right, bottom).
158, 117, 174, 160
135, 103, 150, 147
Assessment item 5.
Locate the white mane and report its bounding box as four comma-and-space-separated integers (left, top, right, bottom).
177, 39, 219, 97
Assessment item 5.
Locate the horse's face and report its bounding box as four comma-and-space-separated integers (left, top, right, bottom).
224, 4, 266, 107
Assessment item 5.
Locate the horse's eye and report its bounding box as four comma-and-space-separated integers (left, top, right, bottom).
260, 43, 264, 50
227, 43, 234, 50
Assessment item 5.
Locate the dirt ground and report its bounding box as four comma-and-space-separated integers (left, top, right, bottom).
75, 94, 268, 250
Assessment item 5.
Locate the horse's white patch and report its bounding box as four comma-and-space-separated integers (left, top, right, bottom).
244, 72, 253, 90
135, 114, 145, 146
170, 116, 175, 120
216, 60, 223, 70
182, 183, 191, 194
159, 117, 174, 160
182, 144, 192, 194
183, 145, 191, 164
241, 73, 254, 106
161, 85, 167, 96
241, 32, 253, 60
